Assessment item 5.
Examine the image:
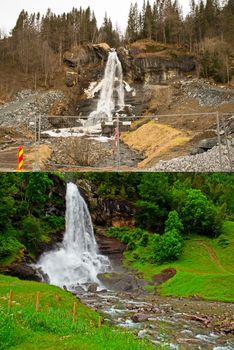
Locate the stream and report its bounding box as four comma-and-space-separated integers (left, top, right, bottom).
78, 289, 234, 350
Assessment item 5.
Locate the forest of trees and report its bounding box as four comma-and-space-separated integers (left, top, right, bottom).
0, 7, 120, 86
0, 0, 233, 85
126, 0, 233, 46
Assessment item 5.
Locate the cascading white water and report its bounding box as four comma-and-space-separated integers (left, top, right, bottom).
87, 51, 125, 125
36, 183, 111, 290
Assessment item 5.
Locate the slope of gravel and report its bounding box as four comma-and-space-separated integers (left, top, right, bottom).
0, 90, 65, 130
151, 145, 234, 172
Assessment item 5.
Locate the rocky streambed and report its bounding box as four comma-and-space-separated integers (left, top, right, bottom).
77, 288, 234, 350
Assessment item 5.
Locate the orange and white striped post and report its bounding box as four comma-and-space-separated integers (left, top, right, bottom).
17, 146, 24, 171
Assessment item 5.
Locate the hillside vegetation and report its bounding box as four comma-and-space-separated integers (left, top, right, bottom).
0, 275, 154, 350
123, 221, 234, 302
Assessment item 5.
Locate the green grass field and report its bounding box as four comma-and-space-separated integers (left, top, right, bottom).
0, 275, 156, 350
125, 221, 234, 302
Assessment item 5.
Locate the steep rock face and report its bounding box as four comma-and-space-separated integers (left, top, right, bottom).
64, 41, 196, 116
64, 41, 196, 89
117, 44, 196, 84
77, 180, 136, 227
63, 43, 110, 90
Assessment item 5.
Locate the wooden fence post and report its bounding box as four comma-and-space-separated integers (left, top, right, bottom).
98, 316, 102, 328
73, 302, 77, 323
9, 289, 13, 309
36, 291, 40, 312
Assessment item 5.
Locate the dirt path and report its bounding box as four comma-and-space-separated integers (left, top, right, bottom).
197, 240, 226, 273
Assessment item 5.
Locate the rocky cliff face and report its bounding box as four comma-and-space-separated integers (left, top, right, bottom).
64, 41, 196, 86
117, 44, 196, 84
63, 41, 196, 116
78, 180, 136, 227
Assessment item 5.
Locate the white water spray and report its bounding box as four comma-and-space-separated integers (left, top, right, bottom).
36, 183, 111, 289
87, 51, 125, 125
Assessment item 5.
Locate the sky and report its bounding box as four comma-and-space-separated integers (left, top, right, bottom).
0, 0, 191, 35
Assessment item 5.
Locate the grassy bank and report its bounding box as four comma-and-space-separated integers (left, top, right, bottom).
124, 221, 234, 302
0, 275, 156, 350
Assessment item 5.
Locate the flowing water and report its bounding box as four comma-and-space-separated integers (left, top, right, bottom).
87, 51, 125, 125
79, 290, 234, 350
36, 183, 111, 290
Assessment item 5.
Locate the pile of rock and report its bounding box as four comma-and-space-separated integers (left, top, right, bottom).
0, 90, 66, 131
152, 145, 233, 172
179, 79, 234, 107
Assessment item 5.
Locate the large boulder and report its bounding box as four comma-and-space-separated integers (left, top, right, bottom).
98, 272, 147, 292
5, 262, 41, 282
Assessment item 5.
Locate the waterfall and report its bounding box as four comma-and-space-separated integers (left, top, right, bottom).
87, 51, 125, 125
36, 183, 111, 290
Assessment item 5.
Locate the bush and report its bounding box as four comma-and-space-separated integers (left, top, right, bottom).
139, 233, 149, 247
153, 229, 183, 263
0, 235, 21, 259
182, 189, 223, 237
165, 210, 183, 234
136, 200, 166, 231
128, 241, 136, 251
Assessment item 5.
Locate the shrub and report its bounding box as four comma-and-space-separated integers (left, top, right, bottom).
165, 210, 184, 234
0, 235, 21, 259
153, 229, 183, 263
128, 241, 136, 251
139, 233, 149, 247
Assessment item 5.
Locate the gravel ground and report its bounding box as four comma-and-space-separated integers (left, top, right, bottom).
178, 79, 234, 107
0, 90, 65, 130
151, 145, 234, 172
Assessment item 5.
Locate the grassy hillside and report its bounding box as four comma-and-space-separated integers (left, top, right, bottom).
0, 275, 155, 350
124, 221, 234, 302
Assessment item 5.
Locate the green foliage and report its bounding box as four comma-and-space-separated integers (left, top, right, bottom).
139, 233, 149, 247
153, 230, 183, 263
43, 215, 65, 231
165, 210, 183, 234
106, 227, 150, 252
182, 189, 223, 237
128, 241, 136, 250
20, 216, 43, 253
136, 200, 165, 231
0, 173, 64, 261
25, 173, 53, 209
0, 235, 21, 259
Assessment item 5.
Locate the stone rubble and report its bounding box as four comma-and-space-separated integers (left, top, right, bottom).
0, 90, 66, 131
152, 145, 234, 172
176, 79, 234, 107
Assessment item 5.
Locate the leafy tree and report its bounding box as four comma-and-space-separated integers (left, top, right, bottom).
136, 200, 166, 231
165, 210, 184, 234
25, 173, 53, 214
182, 189, 223, 237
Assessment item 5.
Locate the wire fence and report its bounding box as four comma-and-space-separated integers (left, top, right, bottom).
0, 111, 233, 172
